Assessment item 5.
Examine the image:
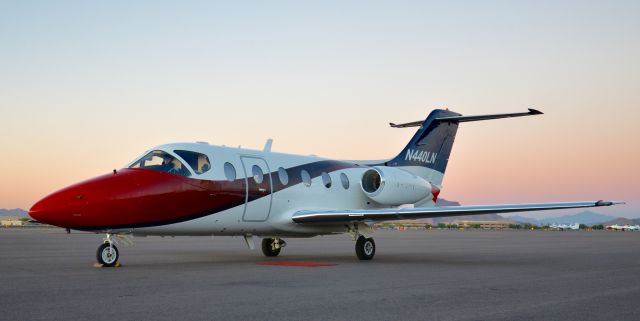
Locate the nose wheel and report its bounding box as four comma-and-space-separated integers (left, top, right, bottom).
96, 233, 120, 267
97, 242, 119, 267
355, 236, 375, 260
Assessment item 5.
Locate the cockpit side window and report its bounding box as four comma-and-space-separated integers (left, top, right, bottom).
174, 150, 211, 175
129, 150, 191, 177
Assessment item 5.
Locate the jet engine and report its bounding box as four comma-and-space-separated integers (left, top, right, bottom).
360, 167, 432, 206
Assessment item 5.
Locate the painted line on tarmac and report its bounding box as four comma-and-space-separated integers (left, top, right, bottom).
257, 261, 337, 267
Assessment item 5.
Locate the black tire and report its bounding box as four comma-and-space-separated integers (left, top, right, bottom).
96, 243, 119, 267
261, 238, 281, 257
355, 236, 375, 260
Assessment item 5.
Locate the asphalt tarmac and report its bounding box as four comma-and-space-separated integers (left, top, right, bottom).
1, 228, 639, 321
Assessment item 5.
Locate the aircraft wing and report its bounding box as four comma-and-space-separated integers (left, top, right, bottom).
291, 200, 623, 224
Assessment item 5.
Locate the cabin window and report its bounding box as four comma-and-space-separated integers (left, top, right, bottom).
224, 162, 236, 181
301, 169, 311, 187
340, 173, 350, 189
322, 172, 332, 188
129, 150, 191, 177
278, 167, 289, 185
174, 150, 211, 175
252, 165, 264, 184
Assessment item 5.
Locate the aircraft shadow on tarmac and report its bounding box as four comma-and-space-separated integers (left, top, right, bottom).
109, 250, 539, 269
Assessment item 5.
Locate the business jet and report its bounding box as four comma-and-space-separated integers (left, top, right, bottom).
607, 224, 639, 231
550, 223, 580, 231
607, 224, 623, 231
29, 108, 623, 266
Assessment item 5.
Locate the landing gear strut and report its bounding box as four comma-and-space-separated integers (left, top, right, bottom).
96, 233, 119, 267
261, 237, 286, 257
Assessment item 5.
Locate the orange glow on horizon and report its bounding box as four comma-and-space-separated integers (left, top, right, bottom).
1, 1, 638, 217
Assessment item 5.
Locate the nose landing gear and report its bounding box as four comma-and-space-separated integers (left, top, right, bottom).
96, 233, 120, 267
97, 243, 119, 267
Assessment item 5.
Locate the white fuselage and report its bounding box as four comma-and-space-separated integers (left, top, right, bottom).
129, 143, 437, 237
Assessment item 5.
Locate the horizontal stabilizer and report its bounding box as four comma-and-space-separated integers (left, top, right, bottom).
389, 120, 424, 128
390, 109, 542, 128
437, 108, 542, 123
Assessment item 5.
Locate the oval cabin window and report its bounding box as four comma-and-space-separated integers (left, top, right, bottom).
224, 162, 236, 181
278, 167, 289, 185
301, 170, 311, 187
252, 165, 264, 184
322, 172, 332, 188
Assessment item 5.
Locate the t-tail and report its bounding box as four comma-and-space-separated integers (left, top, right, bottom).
385, 108, 543, 188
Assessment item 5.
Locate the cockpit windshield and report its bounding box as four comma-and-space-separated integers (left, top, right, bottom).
129, 150, 191, 177
174, 150, 211, 175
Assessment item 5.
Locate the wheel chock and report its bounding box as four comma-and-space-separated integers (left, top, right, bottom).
93, 262, 122, 268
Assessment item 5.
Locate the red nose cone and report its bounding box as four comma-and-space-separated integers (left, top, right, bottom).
28, 203, 44, 223
28, 202, 42, 222
29, 181, 89, 227
28, 168, 240, 231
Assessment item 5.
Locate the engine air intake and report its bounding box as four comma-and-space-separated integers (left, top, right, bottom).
361, 169, 383, 194
359, 166, 432, 206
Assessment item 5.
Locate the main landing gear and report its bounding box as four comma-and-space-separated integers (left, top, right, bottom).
261, 237, 286, 257
349, 224, 376, 260
355, 236, 376, 260
96, 233, 119, 267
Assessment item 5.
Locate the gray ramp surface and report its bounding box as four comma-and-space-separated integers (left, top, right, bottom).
1, 228, 639, 321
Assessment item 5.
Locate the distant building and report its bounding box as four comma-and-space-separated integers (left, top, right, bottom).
377, 220, 429, 230
1, 216, 25, 227
452, 220, 513, 229
376, 220, 515, 230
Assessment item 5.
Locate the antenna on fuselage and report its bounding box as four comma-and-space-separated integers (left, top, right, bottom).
263, 139, 273, 152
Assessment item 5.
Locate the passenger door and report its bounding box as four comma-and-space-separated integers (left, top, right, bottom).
241, 156, 272, 222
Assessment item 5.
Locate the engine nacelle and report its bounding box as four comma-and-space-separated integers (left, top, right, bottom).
360, 166, 432, 206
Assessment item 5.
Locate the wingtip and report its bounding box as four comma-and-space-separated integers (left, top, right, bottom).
595, 200, 626, 206
528, 108, 543, 115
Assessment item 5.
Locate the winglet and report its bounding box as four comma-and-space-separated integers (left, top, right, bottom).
595, 200, 625, 206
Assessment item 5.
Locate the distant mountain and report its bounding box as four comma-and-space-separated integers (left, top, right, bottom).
512, 211, 616, 225
601, 217, 639, 226
431, 214, 513, 224
414, 199, 514, 223
0, 208, 28, 217
509, 215, 539, 225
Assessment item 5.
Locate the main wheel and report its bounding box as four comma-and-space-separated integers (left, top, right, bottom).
97, 243, 119, 267
355, 236, 375, 260
261, 238, 281, 257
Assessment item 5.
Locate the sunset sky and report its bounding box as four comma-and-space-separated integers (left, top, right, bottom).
1, 1, 638, 217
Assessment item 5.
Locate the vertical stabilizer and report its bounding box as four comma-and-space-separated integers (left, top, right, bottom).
386, 109, 461, 187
